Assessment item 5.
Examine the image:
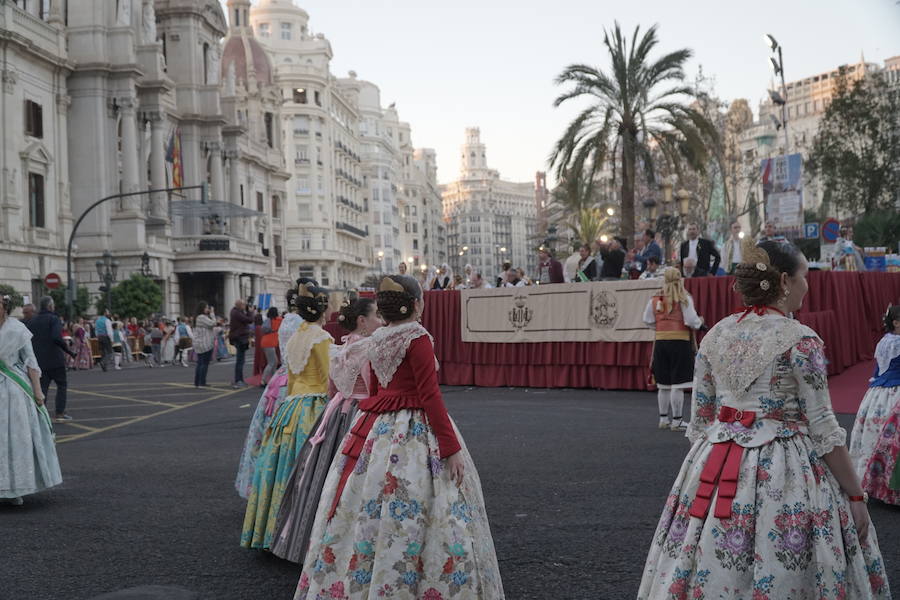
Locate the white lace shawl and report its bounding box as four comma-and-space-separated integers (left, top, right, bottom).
278, 313, 304, 358
875, 333, 900, 377
330, 334, 374, 398
0, 318, 39, 373
285, 322, 332, 375
700, 312, 817, 397
368, 322, 433, 388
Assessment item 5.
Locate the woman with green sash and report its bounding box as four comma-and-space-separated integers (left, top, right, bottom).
0, 294, 62, 506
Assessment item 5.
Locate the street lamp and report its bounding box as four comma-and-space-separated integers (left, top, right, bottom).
646, 181, 693, 263
95, 250, 119, 312
764, 33, 789, 152
140, 251, 152, 277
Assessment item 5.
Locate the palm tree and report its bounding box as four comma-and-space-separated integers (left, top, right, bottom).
546, 167, 612, 247
550, 23, 719, 240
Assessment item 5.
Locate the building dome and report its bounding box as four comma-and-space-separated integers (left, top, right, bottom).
222, 32, 273, 86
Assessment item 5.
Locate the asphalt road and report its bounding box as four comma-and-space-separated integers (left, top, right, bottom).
3, 359, 898, 600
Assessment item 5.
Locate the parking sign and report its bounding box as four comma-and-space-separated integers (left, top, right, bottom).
804, 223, 820, 240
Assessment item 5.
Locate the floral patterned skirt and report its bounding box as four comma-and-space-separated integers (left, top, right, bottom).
240, 393, 327, 550
295, 409, 505, 600
638, 435, 890, 599
235, 366, 288, 499
850, 385, 900, 505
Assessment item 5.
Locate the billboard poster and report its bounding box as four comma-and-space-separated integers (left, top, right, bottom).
761, 153, 803, 238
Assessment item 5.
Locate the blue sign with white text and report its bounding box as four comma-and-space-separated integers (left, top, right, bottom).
804, 223, 820, 239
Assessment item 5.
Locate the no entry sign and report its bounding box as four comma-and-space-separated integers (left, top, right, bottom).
44, 273, 61, 289
822, 218, 841, 243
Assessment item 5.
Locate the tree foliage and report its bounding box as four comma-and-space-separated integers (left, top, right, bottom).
807, 69, 900, 215
853, 210, 900, 251
48, 284, 91, 321
550, 23, 720, 240
96, 273, 162, 319
0, 284, 24, 311
546, 167, 614, 248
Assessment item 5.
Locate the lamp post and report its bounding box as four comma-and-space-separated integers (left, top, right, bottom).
765, 34, 789, 152
645, 181, 693, 263
95, 250, 119, 313
140, 251, 152, 277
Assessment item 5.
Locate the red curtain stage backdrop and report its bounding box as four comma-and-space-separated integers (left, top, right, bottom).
420, 271, 900, 390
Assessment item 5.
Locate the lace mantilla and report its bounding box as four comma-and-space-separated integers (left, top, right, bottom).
874, 333, 900, 378
285, 322, 332, 375
278, 313, 303, 358
701, 312, 818, 396
330, 334, 373, 398
368, 321, 433, 388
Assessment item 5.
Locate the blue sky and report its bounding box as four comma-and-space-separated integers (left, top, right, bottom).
232, 1, 900, 185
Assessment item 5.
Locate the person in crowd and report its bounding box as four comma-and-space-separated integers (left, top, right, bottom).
449, 273, 466, 290
235, 287, 307, 499
127, 317, 139, 337
598, 237, 626, 280
639, 255, 663, 279
757, 220, 778, 243
470, 271, 492, 289
835, 225, 866, 271
0, 294, 62, 506
252, 310, 266, 381
68, 317, 93, 370
293, 275, 504, 599
270, 295, 382, 563
722, 220, 744, 274
679, 222, 721, 277
136, 320, 152, 366
496, 261, 512, 288
110, 321, 125, 370
516, 267, 532, 286
260, 306, 282, 387
642, 269, 704, 431
431, 263, 453, 290
173, 316, 193, 368
215, 317, 230, 361
160, 319, 177, 365
192, 302, 217, 388
638, 238, 890, 598
241, 282, 332, 550
229, 299, 256, 389
398, 261, 408, 276
849, 305, 900, 505
635, 229, 663, 271
26, 296, 77, 422
681, 257, 698, 278
149, 320, 165, 367
95, 309, 113, 371
573, 244, 598, 282
463, 263, 474, 286
21, 303, 35, 323
504, 267, 527, 287
538, 248, 564, 284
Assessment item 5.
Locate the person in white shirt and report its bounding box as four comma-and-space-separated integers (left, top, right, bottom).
504, 268, 527, 287
722, 220, 744, 274
681, 257, 698, 278
469, 272, 493, 289
639, 256, 663, 279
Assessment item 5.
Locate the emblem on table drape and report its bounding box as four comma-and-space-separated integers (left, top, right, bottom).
508, 293, 533, 330
590, 290, 618, 328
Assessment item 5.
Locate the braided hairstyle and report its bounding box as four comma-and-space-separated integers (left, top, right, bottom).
885, 305, 900, 333
377, 275, 421, 323
733, 240, 804, 306
295, 283, 330, 323
337, 292, 377, 333
0, 294, 12, 314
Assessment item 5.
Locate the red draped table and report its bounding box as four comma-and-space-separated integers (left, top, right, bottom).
420, 271, 900, 390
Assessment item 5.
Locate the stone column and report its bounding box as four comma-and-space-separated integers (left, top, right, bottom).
119, 96, 140, 201
209, 142, 225, 203
250, 274, 260, 301
148, 112, 167, 218
223, 272, 237, 313
227, 150, 240, 237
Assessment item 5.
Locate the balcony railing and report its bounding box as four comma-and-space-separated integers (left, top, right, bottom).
172, 235, 263, 257
335, 221, 369, 238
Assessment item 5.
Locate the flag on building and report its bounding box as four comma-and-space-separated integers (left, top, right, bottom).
165, 127, 183, 188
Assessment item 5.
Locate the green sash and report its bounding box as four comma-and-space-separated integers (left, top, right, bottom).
0, 357, 53, 431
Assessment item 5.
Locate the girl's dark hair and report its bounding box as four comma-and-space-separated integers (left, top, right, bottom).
338, 296, 376, 332
266, 307, 279, 320
377, 275, 422, 323
285, 289, 299, 311
196, 301, 208, 316
885, 305, 900, 333
296, 285, 330, 323
734, 240, 804, 306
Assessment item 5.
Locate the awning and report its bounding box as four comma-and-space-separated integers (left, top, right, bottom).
169, 200, 263, 218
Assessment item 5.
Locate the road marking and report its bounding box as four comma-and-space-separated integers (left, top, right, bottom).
68, 388, 180, 408
62, 422, 99, 432
56, 415, 145, 423
57, 388, 246, 444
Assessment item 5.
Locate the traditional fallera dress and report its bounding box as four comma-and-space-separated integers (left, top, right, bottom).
850, 332, 900, 505
0, 318, 63, 499
643, 294, 703, 390
294, 322, 504, 600
271, 332, 374, 563
638, 311, 890, 599
68, 325, 93, 370
235, 312, 303, 499
241, 320, 331, 550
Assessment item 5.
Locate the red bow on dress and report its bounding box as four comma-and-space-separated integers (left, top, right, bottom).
736, 305, 785, 323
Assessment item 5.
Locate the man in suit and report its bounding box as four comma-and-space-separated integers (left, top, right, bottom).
679, 222, 721, 277
27, 296, 76, 421
597, 237, 626, 280
634, 229, 663, 271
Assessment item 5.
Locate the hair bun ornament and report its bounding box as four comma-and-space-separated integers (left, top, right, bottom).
337, 314, 345, 322
379, 277, 405, 293
760, 280, 771, 291
399, 306, 408, 314
756, 263, 767, 271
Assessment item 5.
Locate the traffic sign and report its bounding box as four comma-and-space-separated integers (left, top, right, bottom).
44, 272, 61, 289
803, 223, 820, 240
822, 218, 841, 243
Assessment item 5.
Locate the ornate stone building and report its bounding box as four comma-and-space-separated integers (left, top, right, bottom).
442, 128, 542, 279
